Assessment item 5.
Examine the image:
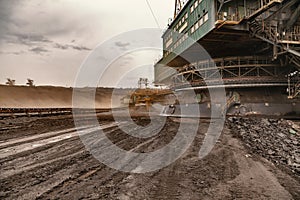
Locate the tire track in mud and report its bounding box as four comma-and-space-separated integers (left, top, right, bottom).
0, 140, 85, 179
0, 149, 94, 199
0, 121, 120, 160
0, 118, 165, 199
43, 118, 193, 199
38, 124, 165, 199
114, 120, 263, 200
115, 119, 206, 199
0, 126, 84, 149
0, 121, 126, 199
1, 117, 299, 199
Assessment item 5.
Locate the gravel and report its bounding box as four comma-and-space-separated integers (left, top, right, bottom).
228, 117, 300, 175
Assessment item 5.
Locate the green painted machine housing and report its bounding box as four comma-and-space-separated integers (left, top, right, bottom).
155, 0, 217, 84
161, 0, 216, 63
154, 0, 262, 84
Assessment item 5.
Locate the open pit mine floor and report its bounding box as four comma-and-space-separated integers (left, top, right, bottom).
0, 113, 299, 200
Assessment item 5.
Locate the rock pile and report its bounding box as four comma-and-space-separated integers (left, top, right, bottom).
228, 117, 300, 175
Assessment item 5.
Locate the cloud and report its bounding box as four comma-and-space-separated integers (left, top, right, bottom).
115, 41, 130, 47
71, 45, 91, 51
7, 33, 53, 46
54, 43, 68, 50
29, 47, 49, 54
53, 43, 91, 51
0, 0, 173, 87
0, 50, 26, 55
0, 1, 91, 53
0, 1, 32, 47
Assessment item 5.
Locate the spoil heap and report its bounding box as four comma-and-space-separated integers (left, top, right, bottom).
228, 117, 300, 175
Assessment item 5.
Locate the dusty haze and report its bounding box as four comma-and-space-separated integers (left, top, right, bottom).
0, 85, 130, 108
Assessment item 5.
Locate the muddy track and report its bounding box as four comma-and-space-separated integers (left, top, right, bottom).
0, 116, 299, 199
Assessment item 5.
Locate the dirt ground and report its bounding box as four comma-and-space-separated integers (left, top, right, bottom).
0, 113, 299, 200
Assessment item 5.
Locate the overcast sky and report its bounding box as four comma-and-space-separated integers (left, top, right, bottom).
0, 0, 173, 87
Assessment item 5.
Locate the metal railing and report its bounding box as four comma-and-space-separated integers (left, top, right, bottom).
171, 56, 290, 88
